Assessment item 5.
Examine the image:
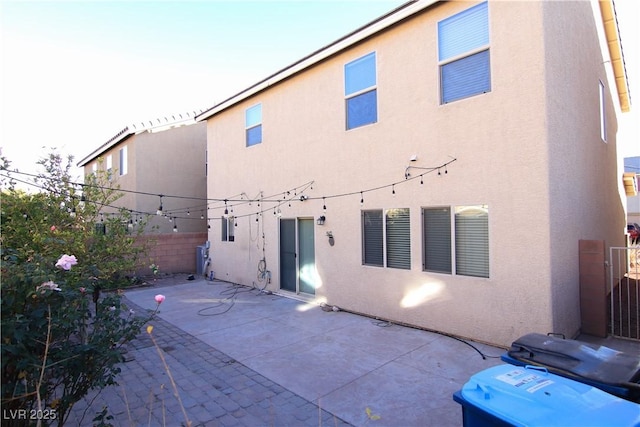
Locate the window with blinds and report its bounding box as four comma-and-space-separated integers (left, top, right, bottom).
454, 206, 489, 278
422, 205, 489, 278
438, 1, 490, 104
361, 208, 410, 269
221, 217, 235, 242
386, 208, 411, 270
422, 207, 452, 273
362, 210, 384, 266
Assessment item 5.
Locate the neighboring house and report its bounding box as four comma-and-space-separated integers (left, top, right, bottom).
624, 156, 640, 227
77, 112, 208, 273
196, 0, 630, 346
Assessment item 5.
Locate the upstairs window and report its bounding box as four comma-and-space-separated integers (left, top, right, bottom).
119, 146, 128, 176
345, 52, 377, 129
106, 154, 113, 180
599, 80, 607, 142
246, 104, 262, 146
438, 2, 490, 104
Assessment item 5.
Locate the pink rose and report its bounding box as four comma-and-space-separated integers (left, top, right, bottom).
154, 294, 165, 304
55, 254, 78, 271
50, 226, 56, 232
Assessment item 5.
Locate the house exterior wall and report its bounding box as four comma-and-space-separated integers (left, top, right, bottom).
205, 1, 625, 346
134, 122, 208, 233
541, 1, 626, 334
82, 121, 208, 234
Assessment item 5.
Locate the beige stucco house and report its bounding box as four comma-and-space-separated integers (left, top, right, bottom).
197, 0, 630, 347
77, 112, 208, 273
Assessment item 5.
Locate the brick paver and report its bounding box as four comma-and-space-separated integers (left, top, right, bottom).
66, 298, 351, 427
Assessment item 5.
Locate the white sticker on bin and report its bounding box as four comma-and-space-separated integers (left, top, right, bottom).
495, 369, 554, 393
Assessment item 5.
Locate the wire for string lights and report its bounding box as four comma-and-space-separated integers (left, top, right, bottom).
1, 157, 456, 223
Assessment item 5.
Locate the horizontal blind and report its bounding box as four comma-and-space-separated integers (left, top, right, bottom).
362, 210, 384, 266
455, 207, 489, 278
345, 52, 376, 95
423, 208, 452, 273
221, 216, 228, 241
441, 49, 491, 103
386, 208, 410, 270
438, 2, 489, 62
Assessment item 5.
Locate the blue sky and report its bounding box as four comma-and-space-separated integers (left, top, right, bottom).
1, 0, 638, 182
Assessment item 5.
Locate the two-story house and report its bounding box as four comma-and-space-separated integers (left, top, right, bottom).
77, 112, 208, 274
196, 0, 630, 347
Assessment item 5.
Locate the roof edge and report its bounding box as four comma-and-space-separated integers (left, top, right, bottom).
77, 110, 204, 167
196, 0, 433, 122
599, 0, 631, 112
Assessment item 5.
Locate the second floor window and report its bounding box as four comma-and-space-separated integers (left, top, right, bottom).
246, 104, 262, 146
119, 146, 128, 176
438, 1, 490, 104
345, 52, 377, 130
106, 154, 113, 180
599, 80, 607, 142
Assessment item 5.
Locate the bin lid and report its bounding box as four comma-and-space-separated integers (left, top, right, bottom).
457, 364, 640, 426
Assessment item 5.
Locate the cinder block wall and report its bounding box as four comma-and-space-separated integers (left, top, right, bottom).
135, 232, 208, 276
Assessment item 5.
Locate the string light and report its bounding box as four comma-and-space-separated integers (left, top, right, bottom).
360, 191, 364, 207
156, 195, 163, 215
1, 159, 456, 223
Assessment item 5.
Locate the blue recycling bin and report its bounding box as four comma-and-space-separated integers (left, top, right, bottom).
453, 364, 640, 427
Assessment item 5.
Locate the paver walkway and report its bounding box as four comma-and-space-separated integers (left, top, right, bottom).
67, 297, 351, 427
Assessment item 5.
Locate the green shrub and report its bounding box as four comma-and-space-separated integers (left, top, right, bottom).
1, 151, 159, 426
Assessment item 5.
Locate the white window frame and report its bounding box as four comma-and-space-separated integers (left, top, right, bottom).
362, 208, 410, 270
106, 154, 113, 180
119, 146, 128, 176
438, 1, 491, 104
344, 52, 378, 130
422, 205, 489, 278
599, 80, 607, 142
245, 103, 262, 147
221, 216, 235, 242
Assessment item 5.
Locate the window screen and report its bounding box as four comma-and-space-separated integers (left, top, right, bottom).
454, 206, 489, 278
438, 2, 490, 104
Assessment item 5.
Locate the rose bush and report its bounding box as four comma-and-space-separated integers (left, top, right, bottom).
1, 151, 159, 426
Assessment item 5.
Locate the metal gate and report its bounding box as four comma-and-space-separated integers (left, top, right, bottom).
609, 247, 640, 340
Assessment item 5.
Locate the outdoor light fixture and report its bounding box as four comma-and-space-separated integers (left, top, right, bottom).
317, 215, 326, 225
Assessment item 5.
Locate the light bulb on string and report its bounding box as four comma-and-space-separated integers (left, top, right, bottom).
323, 197, 327, 213
360, 191, 364, 207
392, 184, 396, 196
420, 175, 424, 185
156, 195, 163, 215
